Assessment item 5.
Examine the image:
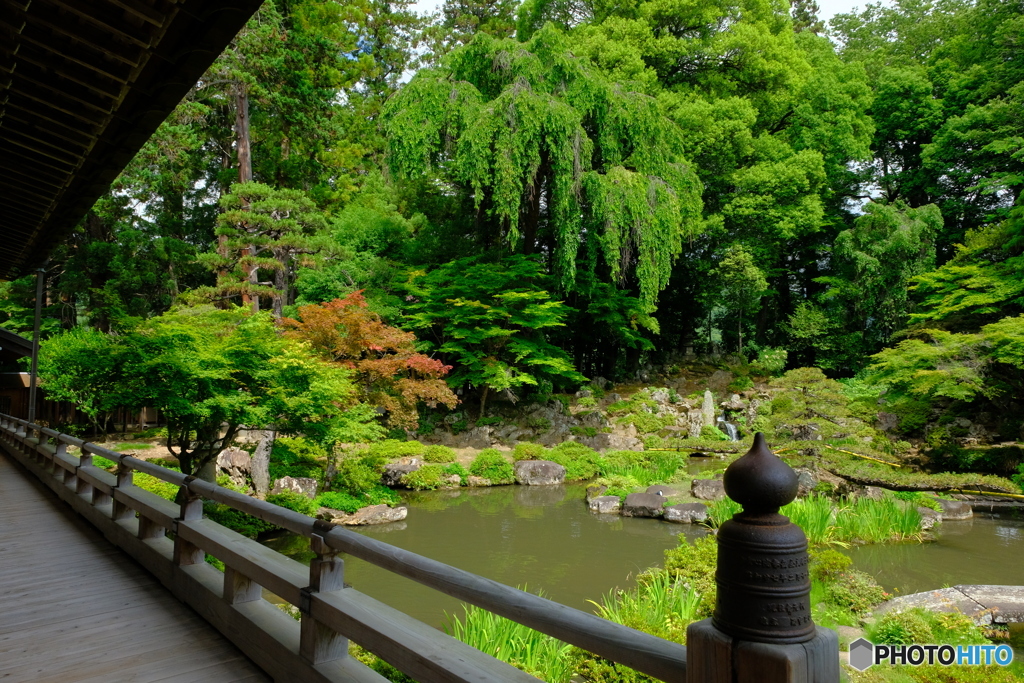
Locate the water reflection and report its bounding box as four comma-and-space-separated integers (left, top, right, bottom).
262, 482, 708, 627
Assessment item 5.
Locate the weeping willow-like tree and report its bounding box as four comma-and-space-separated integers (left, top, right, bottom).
383, 25, 704, 308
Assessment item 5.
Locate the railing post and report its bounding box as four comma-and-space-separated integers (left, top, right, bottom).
173, 478, 205, 565
111, 462, 134, 521
300, 524, 347, 664
76, 450, 94, 498
686, 433, 839, 683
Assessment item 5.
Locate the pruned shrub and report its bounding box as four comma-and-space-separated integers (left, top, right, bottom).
469, 449, 514, 484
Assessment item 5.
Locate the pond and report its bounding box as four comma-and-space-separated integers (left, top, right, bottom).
262, 481, 708, 627
847, 511, 1024, 596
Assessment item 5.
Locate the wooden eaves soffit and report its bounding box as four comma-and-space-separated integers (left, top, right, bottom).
0, 0, 264, 280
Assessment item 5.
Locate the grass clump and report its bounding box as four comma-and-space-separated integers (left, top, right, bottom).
423, 444, 456, 463
469, 449, 514, 484
445, 600, 573, 683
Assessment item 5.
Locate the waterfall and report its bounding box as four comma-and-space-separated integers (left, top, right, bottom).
717, 416, 739, 441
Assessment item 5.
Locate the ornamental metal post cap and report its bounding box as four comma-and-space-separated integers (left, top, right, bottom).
713, 432, 815, 644
723, 432, 799, 514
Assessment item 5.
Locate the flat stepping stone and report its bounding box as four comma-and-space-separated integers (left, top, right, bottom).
876, 585, 1024, 625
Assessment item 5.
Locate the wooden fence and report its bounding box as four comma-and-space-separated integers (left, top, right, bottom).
0, 413, 687, 683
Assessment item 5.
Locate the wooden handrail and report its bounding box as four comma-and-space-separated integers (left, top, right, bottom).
0, 413, 688, 683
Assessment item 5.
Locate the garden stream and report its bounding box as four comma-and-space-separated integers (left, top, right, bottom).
261, 460, 1024, 630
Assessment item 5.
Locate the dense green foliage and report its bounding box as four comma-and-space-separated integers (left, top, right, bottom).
6, 0, 1023, 453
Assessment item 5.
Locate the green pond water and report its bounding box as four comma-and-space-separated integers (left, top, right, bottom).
261, 457, 1024, 631
847, 512, 1024, 596
262, 481, 709, 627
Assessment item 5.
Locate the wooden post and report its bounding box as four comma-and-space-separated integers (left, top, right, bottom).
224, 566, 263, 605
686, 434, 839, 683
76, 451, 93, 498
300, 531, 347, 664
112, 463, 134, 522
173, 482, 205, 566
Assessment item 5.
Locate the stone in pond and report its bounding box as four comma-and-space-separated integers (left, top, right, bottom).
622, 492, 666, 518
323, 504, 408, 526
588, 495, 621, 514
917, 506, 941, 530
514, 460, 566, 485
932, 497, 973, 520
664, 503, 709, 524
691, 479, 726, 501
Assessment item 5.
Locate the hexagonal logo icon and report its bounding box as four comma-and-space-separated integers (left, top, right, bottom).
849, 638, 874, 671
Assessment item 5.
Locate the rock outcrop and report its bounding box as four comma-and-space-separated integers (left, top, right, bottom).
514, 460, 566, 485
269, 476, 318, 498
664, 503, 709, 524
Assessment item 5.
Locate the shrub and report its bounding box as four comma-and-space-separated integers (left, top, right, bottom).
547, 442, 603, 481
727, 375, 754, 392
469, 449, 514, 484
269, 436, 326, 482
871, 609, 935, 645
443, 462, 470, 485
204, 502, 277, 538
314, 491, 364, 513
617, 412, 673, 434
513, 442, 547, 461
751, 347, 788, 375
526, 416, 552, 431
476, 416, 503, 426
700, 425, 731, 441
577, 396, 597, 407
366, 439, 426, 460
570, 426, 598, 437
333, 457, 383, 496
809, 548, 852, 583
266, 490, 319, 516
824, 569, 888, 614
423, 444, 456, 463
402, 464, 449, 490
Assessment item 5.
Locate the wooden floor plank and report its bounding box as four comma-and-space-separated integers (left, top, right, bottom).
0, 450, 270, 683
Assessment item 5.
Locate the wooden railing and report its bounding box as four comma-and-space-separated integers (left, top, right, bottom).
0, 414, 687, 683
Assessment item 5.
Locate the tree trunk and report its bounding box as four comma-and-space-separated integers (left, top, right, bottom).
235, 82, 252, 184
479, 386, 489, 422
250, 429, 276, 499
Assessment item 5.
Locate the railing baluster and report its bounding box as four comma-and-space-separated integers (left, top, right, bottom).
300, 529, 347, 665
173, 482, 205, 566
112, 462, 134, 521
223, 566, 262, 605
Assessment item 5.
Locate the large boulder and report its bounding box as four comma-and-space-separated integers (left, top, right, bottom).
382, 461, 420, 487
321, 504, 408, 526
514, 460, 566, 485
691, 479, 726, 501
665, 503, 709, 524
622, 492, 666, 518
269, 476, 319, 498
462, 426, 494, 449
217, 447, 251, 489
589, 496, 622, 514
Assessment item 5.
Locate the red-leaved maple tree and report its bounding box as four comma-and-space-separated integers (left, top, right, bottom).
280, 291, 458, 430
